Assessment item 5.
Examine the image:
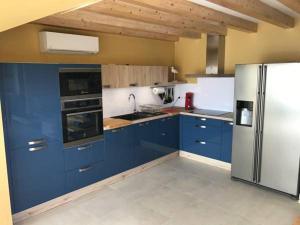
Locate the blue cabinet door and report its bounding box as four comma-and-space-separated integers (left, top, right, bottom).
64, 140, 105, 171
180, 115, 222, 160
221, 121, 233, 163
10, 141, 65, 213
105, 126, 134, 177
0, 63, 62, 150
156, 116, 179, 155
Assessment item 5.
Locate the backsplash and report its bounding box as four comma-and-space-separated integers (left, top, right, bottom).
102, 77, 234, 118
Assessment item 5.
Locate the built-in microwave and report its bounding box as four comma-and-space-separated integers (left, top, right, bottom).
59, 68, 102, 98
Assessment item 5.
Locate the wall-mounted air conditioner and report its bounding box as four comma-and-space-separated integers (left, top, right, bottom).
39, 31, 99, 54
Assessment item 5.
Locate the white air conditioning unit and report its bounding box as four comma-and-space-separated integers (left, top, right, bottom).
39, 31, 99, 54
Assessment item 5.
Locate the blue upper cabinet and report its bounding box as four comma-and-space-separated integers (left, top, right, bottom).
221, 121, 233, 163
0, 63, 62, 150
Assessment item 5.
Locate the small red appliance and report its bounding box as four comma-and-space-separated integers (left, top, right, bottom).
185, 92, 194, 111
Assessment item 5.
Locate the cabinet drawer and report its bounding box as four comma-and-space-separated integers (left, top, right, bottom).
65, 161, 105, 192
182, 115, 223, 128
188, 125, 222, 144
183, 139, 221, 160
64, 140, 105, 171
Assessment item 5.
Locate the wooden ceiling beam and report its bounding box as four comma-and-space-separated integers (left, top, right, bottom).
37, 9, 201, 38
85, 0, 227, 35
278, 0, 300, 14
35, 16, 179, 42
207, 0, 295, 28
121, 0, 257, 32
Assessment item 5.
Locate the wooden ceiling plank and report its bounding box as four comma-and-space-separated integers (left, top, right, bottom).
49, 9, 201, 38
120, 0, 258, 32
207, 0, 295, 28
85, 0, 227, 35
35, 17, 179, 41
278, 0, 300, 14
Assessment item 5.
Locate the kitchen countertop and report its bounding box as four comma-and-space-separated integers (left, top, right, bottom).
103, 107, 233, 130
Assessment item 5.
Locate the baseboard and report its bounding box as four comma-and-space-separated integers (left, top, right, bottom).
179, 150, 231, 171
13, 151, 179, 224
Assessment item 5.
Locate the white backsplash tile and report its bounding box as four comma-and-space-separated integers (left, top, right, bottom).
102, 77, 234, 118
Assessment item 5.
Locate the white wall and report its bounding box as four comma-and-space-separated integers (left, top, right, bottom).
103, 77, 234, 118
173, 78, 234, 111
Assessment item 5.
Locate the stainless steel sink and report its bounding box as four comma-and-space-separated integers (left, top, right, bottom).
112, 112, 166, 121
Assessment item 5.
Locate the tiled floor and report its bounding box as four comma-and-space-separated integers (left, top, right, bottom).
18, 158, 300, 225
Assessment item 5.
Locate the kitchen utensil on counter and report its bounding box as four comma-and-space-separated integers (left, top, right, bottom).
139, 104, 162, 114
185, 92, 194, 111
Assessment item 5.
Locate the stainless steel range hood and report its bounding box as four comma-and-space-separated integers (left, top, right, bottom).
186, 34, 234, 78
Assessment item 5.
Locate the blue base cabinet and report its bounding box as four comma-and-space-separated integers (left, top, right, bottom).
105, 126, 135, 177
221, 121, 233, 163
180, 115, 233, 163
10, 142, 65, 213
64, 140, 106, 192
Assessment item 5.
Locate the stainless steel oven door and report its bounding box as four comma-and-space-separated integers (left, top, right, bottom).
62, 108, 103, 148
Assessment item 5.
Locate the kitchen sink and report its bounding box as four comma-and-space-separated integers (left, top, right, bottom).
113, 112, 166, 121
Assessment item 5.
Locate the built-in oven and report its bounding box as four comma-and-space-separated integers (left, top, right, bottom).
61, 97, 103, 148
59, 67, 103, 148
59, 68, 101, 98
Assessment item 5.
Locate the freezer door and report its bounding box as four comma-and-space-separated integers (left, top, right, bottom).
259, 63, 300, 196
231, 64, 261, 182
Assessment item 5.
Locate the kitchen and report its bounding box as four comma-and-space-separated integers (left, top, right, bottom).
1, 1, 300, 225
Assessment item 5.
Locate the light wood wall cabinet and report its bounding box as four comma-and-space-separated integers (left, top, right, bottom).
102, 65, 169, 88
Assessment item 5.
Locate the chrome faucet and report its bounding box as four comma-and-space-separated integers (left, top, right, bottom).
128, 93, 137, 113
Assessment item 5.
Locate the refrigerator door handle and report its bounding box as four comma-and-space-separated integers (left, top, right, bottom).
253, 65, 263, 182
257, 65, 267, 183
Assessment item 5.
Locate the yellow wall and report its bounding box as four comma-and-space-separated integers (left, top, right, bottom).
174, 19, 300, 80
0, 0, 103, 32
0, 104, 13, 225
225, 20, 300, 74
0, 24, 174, 66
174, 36, 206, 83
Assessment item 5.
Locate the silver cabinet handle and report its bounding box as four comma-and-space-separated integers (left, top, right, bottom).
28, 139, 45, 146
229, 122, 233, 126
111, 129, 120, 133
79, 166, 92, 173
200, 141, 206, 145
200, 125, 206, 129
29, 145, 46, 152
161, 119, 166, 122
201, 118, 206, 121
161, 132, 167, 136
138, 123, 144, 127
78, 145, 92, 151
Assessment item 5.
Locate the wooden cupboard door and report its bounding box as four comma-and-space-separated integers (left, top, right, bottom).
148, 66, 169, 86
101, 65, 118, 88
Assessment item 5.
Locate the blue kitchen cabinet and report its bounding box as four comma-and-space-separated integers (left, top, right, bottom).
156, 116, 179, 155
221, 121, 233, 163
180, 115, 224, 161
0, 63, 62, 150
0, 63, 66, 213
10, 141, 65, 213
133, 121, 160, 165
105, 126, 134, 177
64, 140, 105, 171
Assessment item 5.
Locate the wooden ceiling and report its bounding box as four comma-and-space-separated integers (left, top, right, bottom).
35, 0, 298, 42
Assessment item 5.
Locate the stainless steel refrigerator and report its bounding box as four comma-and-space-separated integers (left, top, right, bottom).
232, 63, 300, 197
